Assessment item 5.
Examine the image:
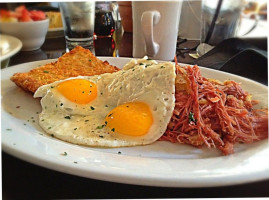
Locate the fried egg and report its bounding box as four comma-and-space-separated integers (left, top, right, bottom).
34, 59, 176, 147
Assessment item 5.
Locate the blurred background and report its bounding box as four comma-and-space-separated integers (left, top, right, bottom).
0, 0, 267, 64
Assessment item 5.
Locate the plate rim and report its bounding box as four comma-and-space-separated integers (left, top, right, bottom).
0, 34, 22, 61
2, 57, 269, 187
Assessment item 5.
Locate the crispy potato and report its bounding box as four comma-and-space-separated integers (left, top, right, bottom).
10, 46, 120, 93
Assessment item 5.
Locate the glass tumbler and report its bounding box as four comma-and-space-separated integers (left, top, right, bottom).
59, 2, 95, 51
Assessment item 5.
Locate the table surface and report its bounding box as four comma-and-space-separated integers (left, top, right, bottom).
2, 27, 269, 198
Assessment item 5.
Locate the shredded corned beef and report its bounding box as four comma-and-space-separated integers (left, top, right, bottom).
160, 65, 268, 155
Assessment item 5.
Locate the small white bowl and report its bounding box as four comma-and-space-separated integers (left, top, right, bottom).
0, 19, 49, 51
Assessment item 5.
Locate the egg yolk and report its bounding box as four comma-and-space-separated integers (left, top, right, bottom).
57, 79, 97, 104
105, 102, 153, 136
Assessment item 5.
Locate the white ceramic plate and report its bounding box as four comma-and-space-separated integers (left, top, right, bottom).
0, 34, 22, 62
1, 57, 269, 187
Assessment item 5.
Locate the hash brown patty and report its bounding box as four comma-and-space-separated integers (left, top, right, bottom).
10, 46, 120, 93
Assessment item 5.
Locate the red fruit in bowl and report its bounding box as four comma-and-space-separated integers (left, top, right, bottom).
19, 9, 32, 22
15, 5, 26, 14
29, 10, 46, 21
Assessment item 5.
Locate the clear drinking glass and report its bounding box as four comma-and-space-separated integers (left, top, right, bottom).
59, 2, 95, 51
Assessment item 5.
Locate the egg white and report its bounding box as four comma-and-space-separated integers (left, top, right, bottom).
34, 59, 176, 147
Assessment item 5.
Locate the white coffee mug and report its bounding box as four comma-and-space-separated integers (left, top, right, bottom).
132, 1, 182, 61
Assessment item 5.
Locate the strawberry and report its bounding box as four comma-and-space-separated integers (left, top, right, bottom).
29, 10, 46, 21
19, 8, 32, 22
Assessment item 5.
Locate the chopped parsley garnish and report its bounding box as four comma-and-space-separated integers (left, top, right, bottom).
64, 116, 71, 119
48, 127, 52, 129
74, 128, 77, 130
50, 86, 54, 88
99, 135, 104, 138
82, 91, 85, 93
160, 66, 165, 68
108, 113, 113, 117
118, 151, 122, 154
188, 112, 196, 123
85, 120, 89, 122
43, 70, 49, 73
96, 124, 106, 129
145, 64, 151, 68
61, 152, 67, 156
147, 58, 153, 60
60, 103, 63, 106
89, 59, 92, 62
111, 128, 115, 132
90, 106, 95, 110
105, 105, 108, 107
6, 128, 12, 131
139, 63, 144, 65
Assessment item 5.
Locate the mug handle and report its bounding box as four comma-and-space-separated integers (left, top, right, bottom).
141, 10, 161, 57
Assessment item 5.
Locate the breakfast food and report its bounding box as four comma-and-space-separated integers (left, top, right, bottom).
10, 46, 120, 93
160, 64, 268, 155
34, 61, 176, 147
9, 45, 268, 155
0, 5, 46, 22
45, 11, 63, 29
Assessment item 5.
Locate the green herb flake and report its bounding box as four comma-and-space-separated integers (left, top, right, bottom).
188, 112, 196, 123
74, 161, 78, 164
111, 128, 115, 132
74, 128, 77, 130
105, 105, 108, 107
99, 135, 104, 138
60, 103, 63, 106
139, 63, 144, 65
160, 66, 165, 69
51, 134, 54, 137
6, 128, 12, 131
48, 127, 52, 129
118, 151, 122, 154
61, 152, 67, 156
82, 91, 85, 93
96, 125, 105, 129
90, 106, 95, 110
147, 58, 153, 60
89, 59, 92, 62
43, 70, 49, 73
145, 64, 151, 68
85, 120, 89, 122
108, 113, 113, 117
50, 86, 54, 88
64, 116, 71, 119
